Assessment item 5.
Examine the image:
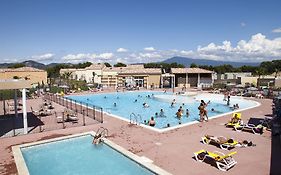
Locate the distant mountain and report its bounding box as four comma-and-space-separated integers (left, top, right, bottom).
22, 60, 46, 69
162, 57, 260, 67
0, 60, 74, 69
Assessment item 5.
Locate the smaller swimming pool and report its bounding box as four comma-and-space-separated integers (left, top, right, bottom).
13, 132, 170, 175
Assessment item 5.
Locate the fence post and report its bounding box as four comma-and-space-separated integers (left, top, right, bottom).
39, 115, 42, 132
75, 100, 77, 112
80, 102, 82, 113
13, 115, 16, 136
86, 103, 88, 116
83, 109, 86, 126
70, 99, 72, 110
101, 108, 103, 123
62, 112, 65, 129
93, 105, 95, 120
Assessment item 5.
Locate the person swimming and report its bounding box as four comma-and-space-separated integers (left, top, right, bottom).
143, 103, 149, 108
211, 108, 223, 113
134, 99, 138, 102
160, 109, 165, 117
113, 103, 117, 107
155, 112, 159, 118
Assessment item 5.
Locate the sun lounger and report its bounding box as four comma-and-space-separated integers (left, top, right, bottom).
202, 135, 239, 150
64, 109, 78, 122
55, 112, 63, 123
234, 123, 264, 134
225, 113, 242, 127
194, 149, 237, 171
234, 118, 264, 134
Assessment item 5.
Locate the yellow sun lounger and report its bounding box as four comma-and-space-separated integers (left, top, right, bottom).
225, 113, 242, 127
202, 135, 239, 150
194, 149, 237, 171
234, 123, 264, 134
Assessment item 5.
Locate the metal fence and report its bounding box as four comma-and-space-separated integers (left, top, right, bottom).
0, 93, 104, 138
44, 93, 103, 123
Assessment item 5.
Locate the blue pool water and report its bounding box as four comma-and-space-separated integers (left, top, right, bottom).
21, 135, 156, 175
67, 91, 258, 129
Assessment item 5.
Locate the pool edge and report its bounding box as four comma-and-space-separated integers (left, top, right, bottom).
12, 132, 172, 175
67, 92, 262, 133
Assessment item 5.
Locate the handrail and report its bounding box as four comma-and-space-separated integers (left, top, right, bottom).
95, 127, 108, 138
129, 113, 142, 125
130, 113, 137, 124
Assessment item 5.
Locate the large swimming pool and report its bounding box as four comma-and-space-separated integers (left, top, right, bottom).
67, 91, 259, 130
17, 133, 169, 175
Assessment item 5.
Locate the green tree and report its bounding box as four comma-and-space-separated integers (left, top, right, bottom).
92, 72, 96, 84
8, 63, 25, 68
62, 72, 73, 87
255, 68, 266, 88
13, 76, 20, 79
75, 62, 92, 69
104, 62, 112, 67
190, 63, 198, 68
114, 62, 127, 67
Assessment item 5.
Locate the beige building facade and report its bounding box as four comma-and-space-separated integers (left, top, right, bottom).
117, 68, 162, 88
171, 68, 214, 88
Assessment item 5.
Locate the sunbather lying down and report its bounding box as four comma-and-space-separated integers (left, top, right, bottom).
203, 135, 256, 149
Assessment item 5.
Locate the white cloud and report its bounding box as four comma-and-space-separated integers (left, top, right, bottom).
144, 47, 155, 51
241, 22, 246, 27
98, 53, 114, 60
272, 27, 281, 33
116, 48, 128, 52
16, 33, 281, 65
62, 52, 114, 63
193, 33, 281, 62
31, 53, 55, 61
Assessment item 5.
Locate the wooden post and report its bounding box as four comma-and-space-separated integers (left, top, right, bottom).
93, 105, 95, 119
62, 112, 65, 129
86, 103, 88, 116
83, 109, 85, 126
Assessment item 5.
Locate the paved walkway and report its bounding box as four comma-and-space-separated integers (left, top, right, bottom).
0, 92, 279, 175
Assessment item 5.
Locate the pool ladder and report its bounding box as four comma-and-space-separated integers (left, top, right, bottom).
95, 127, 108, 138
129, 113, 142, 125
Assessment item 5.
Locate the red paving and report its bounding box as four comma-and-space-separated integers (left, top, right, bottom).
0, 90, 279, 175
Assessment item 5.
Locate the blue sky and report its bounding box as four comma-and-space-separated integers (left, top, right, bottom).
0, 0, 281, 64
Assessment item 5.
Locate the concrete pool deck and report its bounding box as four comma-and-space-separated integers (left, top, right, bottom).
0, 90, 280, 175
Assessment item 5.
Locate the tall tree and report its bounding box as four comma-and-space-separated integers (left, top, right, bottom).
104, 62, 112, 67
114, 62, 127, 67
190, 63, 198, 68
255, 68, 266, 88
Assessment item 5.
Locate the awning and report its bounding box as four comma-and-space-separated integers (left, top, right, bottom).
0, 79, 31, 90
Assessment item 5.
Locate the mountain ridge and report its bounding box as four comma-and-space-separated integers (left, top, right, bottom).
162, 57, 260, 67
0, 57, 262, 69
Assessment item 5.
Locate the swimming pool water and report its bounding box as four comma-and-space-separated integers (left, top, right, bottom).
67, 91, 258, 129
21, 135, 156, 175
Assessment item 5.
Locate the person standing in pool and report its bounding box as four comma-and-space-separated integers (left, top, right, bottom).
227, 92, 231, 105
198, 103, 205, 122
160, 109, 165, 117
148, 117, 156, 127
186, 109, 190, 117
176, 109, 183, 119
